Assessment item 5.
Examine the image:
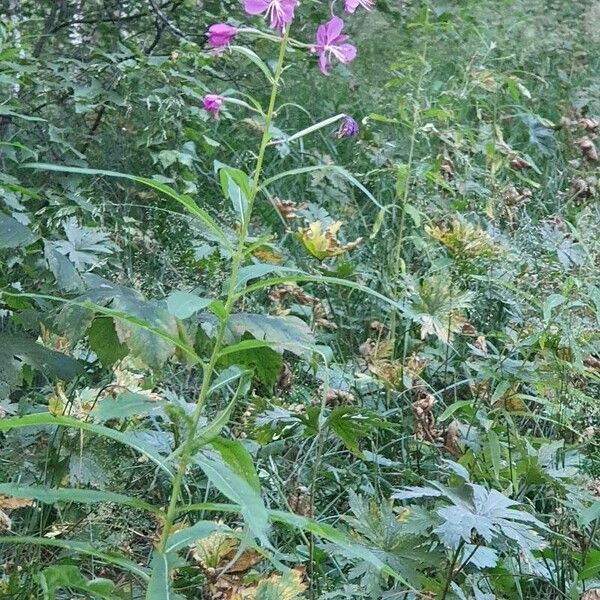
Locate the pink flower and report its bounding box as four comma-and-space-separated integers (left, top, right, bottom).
312, 17, 357, 75
243, 0, 298, 31
203, 94, 224, 118
207, 23, 238, 49
344, 0, 374, 13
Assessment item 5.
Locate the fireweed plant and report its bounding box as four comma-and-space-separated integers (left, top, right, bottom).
4, 1, 416, 598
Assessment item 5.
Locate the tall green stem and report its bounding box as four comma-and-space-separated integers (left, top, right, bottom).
155, 28, 290, 557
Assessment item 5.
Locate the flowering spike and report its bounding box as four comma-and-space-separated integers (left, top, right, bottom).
207, 23, 238, 49
243, 0, 298, 31
312, 17, 357, 75
203, 94, 224, 119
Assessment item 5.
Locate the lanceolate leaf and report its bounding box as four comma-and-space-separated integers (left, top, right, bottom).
146, 550, 186, 600
0, 413, 174, 477
193, 441, 270, 547
0, 333, 82, 396
165, 520, 228, 553
23, 163, 230, 248
0, 537, 148, 580
0, 484, 159, 514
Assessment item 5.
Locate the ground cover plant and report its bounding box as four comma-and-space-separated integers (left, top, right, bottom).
1, 0, 600, 598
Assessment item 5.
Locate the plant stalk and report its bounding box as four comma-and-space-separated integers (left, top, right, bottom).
155, 27, 291, 556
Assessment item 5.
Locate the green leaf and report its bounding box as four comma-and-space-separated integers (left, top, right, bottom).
327, 407, 390, 456
236, 274, 403, 316
581, 502, 600, 526
40, 565, 125, 600
227, 313, 314, 356
193, 440, 270, 546
487, 430, 501, 481
0, 214, 38, 248
218, 340, 282, 387
92, 391, 163, 422
0, 537, 148, 580
23, 164, 230, 249
260, 164, 384, 209
87, 317, 128, 367
229, 45, 275, 84
165, 520, 227, 553
57, 275, 181, 369
146, 550, 186, 600
0, 413, 174, 477
216, 162, 251, 226
0, 483, 158, 514
44, 242, 85, 292
165, 291, 211, 319
195, 376, 249, 448
0, 333, 82, 396
209, 438, 261, 492
234, 264, 302, 291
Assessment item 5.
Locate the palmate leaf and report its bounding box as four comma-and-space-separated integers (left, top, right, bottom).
393, 482, 547, 553
0, 333, 82, 396
54, 218, 116, 269
327, 407, 391, 456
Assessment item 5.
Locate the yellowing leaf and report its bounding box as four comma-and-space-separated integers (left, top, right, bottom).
297, 221, 362, 261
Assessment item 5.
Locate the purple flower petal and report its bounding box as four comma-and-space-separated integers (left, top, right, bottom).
244, 0, 298, 31
336, 115, 359, 138
324, 16, 344, 43
202, 94, 224, 118
319, 53, 330, 75
344, 0, 373, 13
207, 23, 238, 49
244, 0, 270, 15
337, 43, 357, 63
313, 17, 357, 75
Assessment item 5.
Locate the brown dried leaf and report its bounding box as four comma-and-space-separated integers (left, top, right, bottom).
575, 137, 598, 162
0, 495, 33, 510
510, 156, 532, 170
0, 509, 11, 531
